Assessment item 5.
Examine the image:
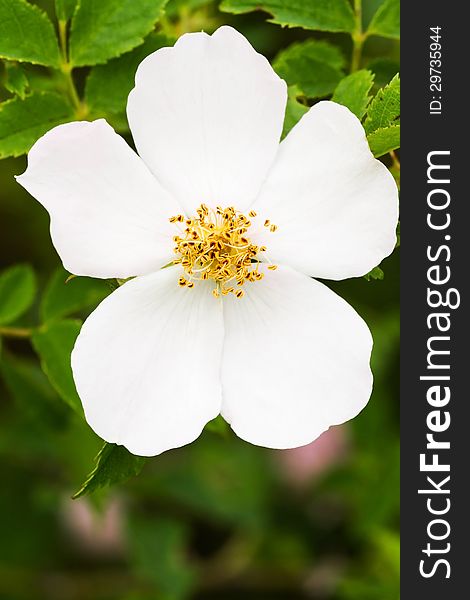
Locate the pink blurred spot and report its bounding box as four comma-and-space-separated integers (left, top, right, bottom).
276, 426, 350, 487
61, 495, 126, 558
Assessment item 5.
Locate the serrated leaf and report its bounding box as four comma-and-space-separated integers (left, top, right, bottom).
364, 74, 400, 133
0, 0, 61, 67
332, 69, 374, 119
282, 85, 308, 138
32, 319, 83, 415
364, 266, 384, 281
275, 38, 345, 72
367, 0, 400, 40
86, 33, 170, 115
0, 264, 36, 326
73, 442, 146, 499
367, 124, 400, 157
0, 92, 74, 159
220, 0, 355, 32
69, 0, 169, 67
273, 39, 345, 98
55, 0, 76, 21
41, 268, 110, 323
3, 62, 29, 98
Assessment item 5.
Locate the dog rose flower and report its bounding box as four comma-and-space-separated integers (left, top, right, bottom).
17, 26, 398, 456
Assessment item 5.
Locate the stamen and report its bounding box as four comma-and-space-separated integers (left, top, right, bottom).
169, 205, 277, 299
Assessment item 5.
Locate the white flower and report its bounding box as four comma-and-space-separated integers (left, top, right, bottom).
17, 26, 398, 457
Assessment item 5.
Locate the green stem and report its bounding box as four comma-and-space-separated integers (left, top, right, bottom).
350, 0, 366, 72
58, 20, 88, 119
0, 327, 34, 339
58, 19, 68, 63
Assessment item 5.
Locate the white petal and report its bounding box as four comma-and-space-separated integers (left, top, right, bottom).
251, 102, 399, 280
127, 26, 287, 214
72, 267, 224, 456
17, 120, 180, 279
221, 266, 373, 449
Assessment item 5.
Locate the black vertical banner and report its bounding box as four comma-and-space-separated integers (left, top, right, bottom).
401, 2, 467, 598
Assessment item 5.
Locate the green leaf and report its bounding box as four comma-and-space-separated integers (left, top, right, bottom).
73, 442, 146, 499
364, 74, 400, 133
220, 0, 355, 32
32, 319, 83, 415
282, 85, 308, 138
0, 0, 61, 67
0, 92, 74, 159
332, 69, 374, 119
55, 0, 77, 21
273, 39, 345, 98
41, 268, 110, 323
3, 62, 29, 98
69, 0, 169, 67
367, 0, 400, 40
367, 124, 400, 157
0, 264, 36, 326
86, 33, 170, 115
364, 266, 384, 281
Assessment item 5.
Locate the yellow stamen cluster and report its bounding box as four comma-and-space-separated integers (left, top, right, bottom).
169, 204, 277, 298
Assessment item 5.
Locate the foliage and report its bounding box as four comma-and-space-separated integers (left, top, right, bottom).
85, 33, 171, 117
0, 0, 61, 66
0, 264, 36, 325
274, 39, 346, 98
73, 442, 147, 499
3, 62, 29, 98
364, 74, 400, 156
32, 319, 84, 415
69, 0, 170, 67
332, 69, 374, 119
220, 0, 356, 32
0, 1, 399, 599
367, 0, 399, 40
0, 91, 74, 158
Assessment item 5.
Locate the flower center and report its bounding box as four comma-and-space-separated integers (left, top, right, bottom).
169, 204, 277, 298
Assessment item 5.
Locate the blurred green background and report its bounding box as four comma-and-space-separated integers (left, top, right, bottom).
0, 1, 399, 599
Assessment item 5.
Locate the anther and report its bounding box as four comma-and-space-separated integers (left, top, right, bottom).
170, 204, 276, 299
